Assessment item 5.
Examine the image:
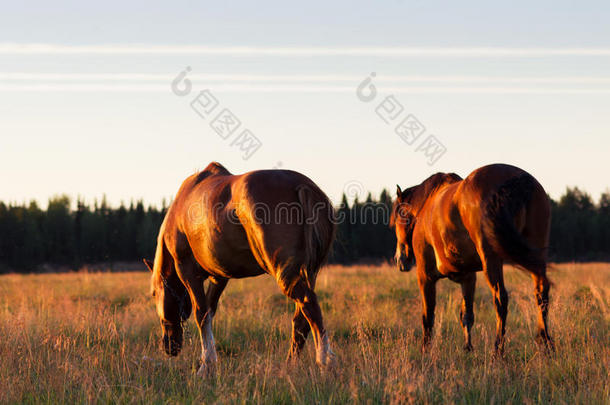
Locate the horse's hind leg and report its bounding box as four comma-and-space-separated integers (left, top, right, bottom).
532, 273, 553, 350
283, 279, 335, 366
482, 255, 508, 355
459, 273, 476, 351
287, 305, 310, 362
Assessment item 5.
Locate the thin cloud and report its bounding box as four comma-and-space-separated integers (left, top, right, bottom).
2, 83, 610, 94
2, 43, 610, 56
3, 72, 610, 83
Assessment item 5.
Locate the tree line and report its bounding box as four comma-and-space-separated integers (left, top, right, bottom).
0, 196, 166, 273
0, 187, 608, 273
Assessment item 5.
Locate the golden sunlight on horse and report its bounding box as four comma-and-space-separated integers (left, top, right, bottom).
392, 163, 552, 354
145, 162, 336, 376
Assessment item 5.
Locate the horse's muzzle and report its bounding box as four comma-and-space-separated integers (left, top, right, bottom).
163, 333, 182, 356
397, 256, 415, 272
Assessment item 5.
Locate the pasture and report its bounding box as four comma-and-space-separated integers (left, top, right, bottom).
0, 263, 608, 404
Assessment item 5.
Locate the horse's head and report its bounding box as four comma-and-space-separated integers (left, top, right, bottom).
144, 258, 192, 357
391, 185, 416, 272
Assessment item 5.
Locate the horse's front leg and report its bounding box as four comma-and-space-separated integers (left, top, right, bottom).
194, 288, 218, 377
189, 303, 217, 376
176, 260, 218, 377
418, 273, 437, 351
206, 277, 228, 313
194, 276, 229, 372
459, 273, 476, 351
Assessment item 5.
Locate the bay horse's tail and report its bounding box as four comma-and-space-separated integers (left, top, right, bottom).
297, 185, 335, 289
482, 174, 548, 280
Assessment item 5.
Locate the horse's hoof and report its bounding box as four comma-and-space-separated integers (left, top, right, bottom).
463, 343, 473, 352
491, 347, 506, 361
317, 352, 338, 377
286, 348, 301, 365
535, 335, 555, 354
196, 361, 216, 378
317, 350, 337, 369
493, 338, 506, 355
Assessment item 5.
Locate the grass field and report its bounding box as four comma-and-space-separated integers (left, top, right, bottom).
0, 263, 608, 404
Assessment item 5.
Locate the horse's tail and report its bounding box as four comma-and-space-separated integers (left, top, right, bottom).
297, 185, 336, 289
482, 174, 548, 280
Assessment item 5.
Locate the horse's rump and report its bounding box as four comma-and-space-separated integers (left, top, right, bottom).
233, 170, 335, 293
481, 173, 549, 277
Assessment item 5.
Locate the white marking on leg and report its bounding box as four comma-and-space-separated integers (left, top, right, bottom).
201, 312, 217, 364
316, 333, 335, 366
197, 311, 218, 377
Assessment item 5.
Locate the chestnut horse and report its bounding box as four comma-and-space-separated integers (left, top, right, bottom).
144, 162, 336, 375
392, 164, 552, 353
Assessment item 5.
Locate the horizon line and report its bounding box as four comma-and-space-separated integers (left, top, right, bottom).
2, 184, 607, 209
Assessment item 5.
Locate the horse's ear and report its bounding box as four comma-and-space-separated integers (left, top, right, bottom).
396, 185, 402, 200
143, 259, 154, 273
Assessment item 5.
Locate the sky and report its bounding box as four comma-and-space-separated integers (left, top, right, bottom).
1, 1, 610, 207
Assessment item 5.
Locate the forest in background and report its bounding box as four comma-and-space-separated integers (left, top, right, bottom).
0, 187, 608, 273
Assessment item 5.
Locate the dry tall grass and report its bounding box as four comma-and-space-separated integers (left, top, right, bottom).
0, 263, 608, 404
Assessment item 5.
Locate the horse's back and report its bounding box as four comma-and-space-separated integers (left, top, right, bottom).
164, 165, 334, 283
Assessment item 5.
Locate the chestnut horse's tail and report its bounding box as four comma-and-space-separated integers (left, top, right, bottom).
297, 185, 335, 289
482, 174, 548, 279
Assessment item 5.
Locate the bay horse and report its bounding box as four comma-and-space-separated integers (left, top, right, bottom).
144, 162, 336, 376
392, 163, 552, 354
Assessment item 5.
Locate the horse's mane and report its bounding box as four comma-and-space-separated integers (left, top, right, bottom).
195, 162, 231, 184
401, 172, 462, 214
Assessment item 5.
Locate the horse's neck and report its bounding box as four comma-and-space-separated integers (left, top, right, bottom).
410, 180, 452, 214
